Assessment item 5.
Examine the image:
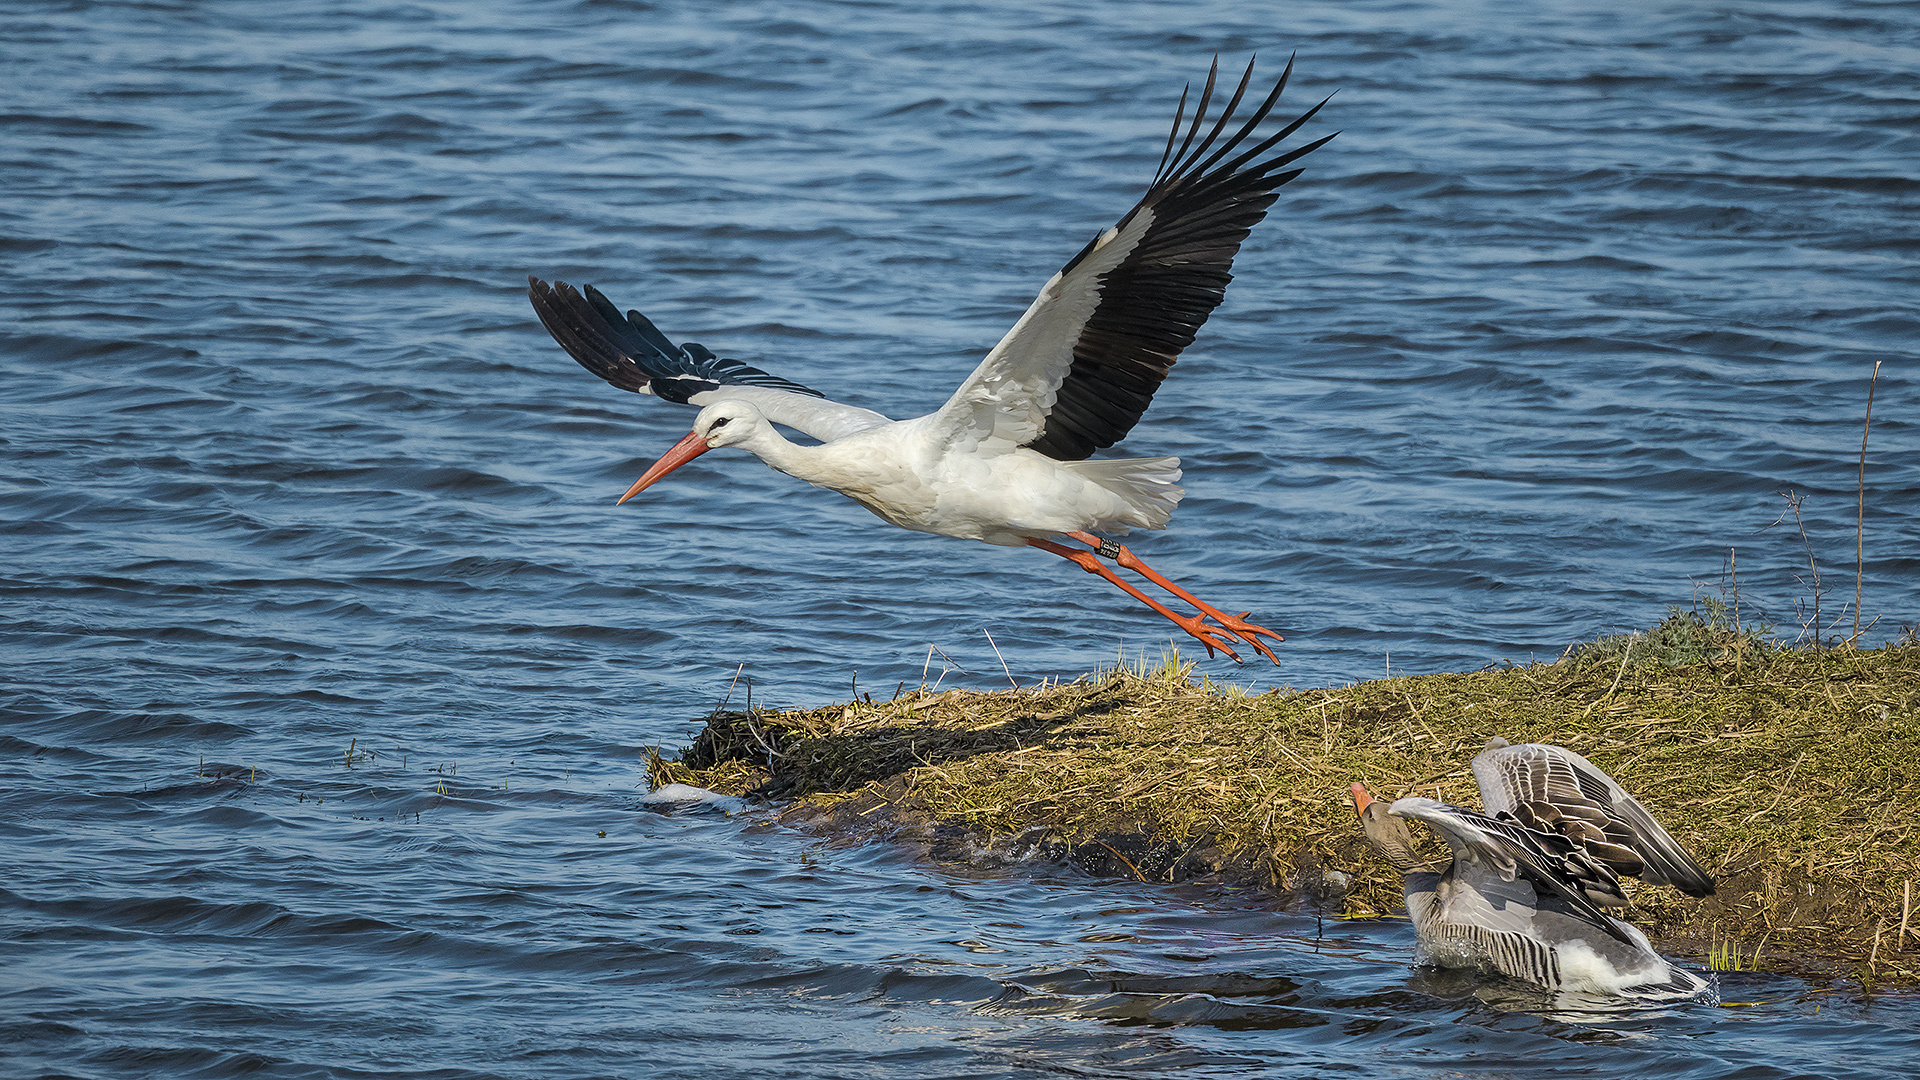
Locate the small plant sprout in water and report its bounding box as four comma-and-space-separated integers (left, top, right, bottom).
1710, 935, 1767, 973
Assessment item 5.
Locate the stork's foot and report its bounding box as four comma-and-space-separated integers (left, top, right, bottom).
1166, 611, 1245, 663
1211, 611, 1284, 665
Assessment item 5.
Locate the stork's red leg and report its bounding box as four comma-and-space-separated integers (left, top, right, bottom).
1026, 538, 1246, 662
1064, 531, 1284, 664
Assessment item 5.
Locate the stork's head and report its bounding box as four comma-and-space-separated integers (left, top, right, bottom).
690, 399, 768, 450
616, 400, 769, 505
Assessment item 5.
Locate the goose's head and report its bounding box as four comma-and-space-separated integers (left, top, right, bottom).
1351, 782, 1427, 874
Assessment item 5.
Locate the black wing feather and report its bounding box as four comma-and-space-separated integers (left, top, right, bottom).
1025, 55, 1336, 461
528, 276, 826, 405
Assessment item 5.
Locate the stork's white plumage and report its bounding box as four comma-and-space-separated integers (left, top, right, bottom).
529, 58, 1335, 663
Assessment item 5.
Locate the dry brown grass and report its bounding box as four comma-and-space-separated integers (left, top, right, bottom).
657, 622, 1920, 984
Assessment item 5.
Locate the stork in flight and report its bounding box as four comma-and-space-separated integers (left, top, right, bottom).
529, 57, 1333, 664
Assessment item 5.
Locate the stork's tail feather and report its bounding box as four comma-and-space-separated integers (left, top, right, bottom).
1062, 456, 1184, 531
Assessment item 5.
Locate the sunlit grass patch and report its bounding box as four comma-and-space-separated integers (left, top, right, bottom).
662, 619, 1920, 983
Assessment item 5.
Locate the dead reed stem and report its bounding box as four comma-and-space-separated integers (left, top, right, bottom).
985, 629, 1016, 689
1584, 632, 1636, 718
1779, 491, 1823, 644
1731, 547, 1740, 632
1853, 359, 1882, 647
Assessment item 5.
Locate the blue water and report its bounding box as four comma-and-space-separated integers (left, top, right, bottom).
4, 0, 1918, 1076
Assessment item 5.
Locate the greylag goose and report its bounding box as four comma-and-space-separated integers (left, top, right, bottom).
1350, 738, 1714, 998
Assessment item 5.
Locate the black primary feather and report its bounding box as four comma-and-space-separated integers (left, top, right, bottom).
1025, 55, 1335, 461
528, 276, 825, 404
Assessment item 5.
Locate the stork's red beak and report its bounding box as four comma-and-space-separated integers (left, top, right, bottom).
1349, 782, 1376, 816
617, 430, 711, 505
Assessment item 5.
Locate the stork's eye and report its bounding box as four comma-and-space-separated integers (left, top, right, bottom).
709, 417, 731, 431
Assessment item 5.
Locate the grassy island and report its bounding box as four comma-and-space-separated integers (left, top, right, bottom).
651, 610, 1920, 987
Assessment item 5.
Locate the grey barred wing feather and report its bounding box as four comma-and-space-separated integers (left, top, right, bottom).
932, 56, 1334, 459
1387, 797, 1640, 947
1423, 866, 1589, 988
1428, 867, 1698, 995
528, 276, 891, 443
1472, 740, 1716, 897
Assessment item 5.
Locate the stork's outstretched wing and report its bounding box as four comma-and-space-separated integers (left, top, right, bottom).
933, 56, 1334, 460
528, 276, 891, 443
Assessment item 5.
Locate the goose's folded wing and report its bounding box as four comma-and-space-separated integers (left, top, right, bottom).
1388, 797, 1639, 947
529, 276, 892, 442
1473, 741, 1715, 896
928, 56, 1334, 459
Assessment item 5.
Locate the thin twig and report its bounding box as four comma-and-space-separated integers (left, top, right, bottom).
742, 715, 777, 770
715, 662, 745, 716
1853, 360, 1882, 647
1787, 492, 1821, 644
984, 629, 1017, 690
1730, 547, 1740, 633
922, 644, 965, 693
1583, 632, 1636, 718
1088, 838, 1148, 881
1761, 750, 1807, 817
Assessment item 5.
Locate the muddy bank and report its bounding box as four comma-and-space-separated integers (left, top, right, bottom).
652, 615, 1920, 986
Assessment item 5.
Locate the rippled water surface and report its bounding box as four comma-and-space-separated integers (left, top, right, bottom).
4, 1, 1919, 1076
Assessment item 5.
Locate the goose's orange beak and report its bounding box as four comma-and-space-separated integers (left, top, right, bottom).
617, 431, 711, 505
1349, 782, 1376, 816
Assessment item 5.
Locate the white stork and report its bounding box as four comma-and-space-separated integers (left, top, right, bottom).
529, 57, 1334, 664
